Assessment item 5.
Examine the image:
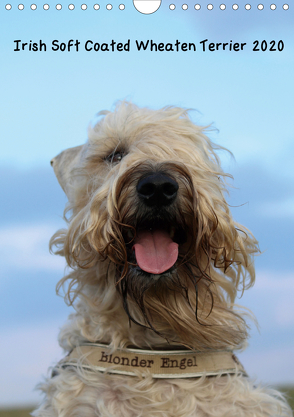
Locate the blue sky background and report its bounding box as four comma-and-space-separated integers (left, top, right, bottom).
0, 0, 294, 407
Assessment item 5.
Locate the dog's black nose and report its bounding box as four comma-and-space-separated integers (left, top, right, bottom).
137, 173, 179, 207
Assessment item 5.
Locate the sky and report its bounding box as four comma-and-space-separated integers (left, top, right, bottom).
0, 0, 294, 407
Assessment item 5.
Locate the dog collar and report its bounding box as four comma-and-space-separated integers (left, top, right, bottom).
58, 343, 247, 379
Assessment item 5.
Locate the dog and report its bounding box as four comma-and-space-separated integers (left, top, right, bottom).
34, 102, 292, 417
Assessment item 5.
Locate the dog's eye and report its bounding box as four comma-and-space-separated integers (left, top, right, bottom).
105, 151, 124, 164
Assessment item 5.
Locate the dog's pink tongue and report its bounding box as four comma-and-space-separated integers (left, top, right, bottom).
133, 230, 178, 274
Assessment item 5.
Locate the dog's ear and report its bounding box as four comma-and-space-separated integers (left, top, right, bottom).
50, 145, 84, 198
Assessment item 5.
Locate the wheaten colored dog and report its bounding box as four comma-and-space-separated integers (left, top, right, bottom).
34, 102, 292, 417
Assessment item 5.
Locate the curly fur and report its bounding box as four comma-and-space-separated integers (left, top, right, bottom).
34, 102, 292, 417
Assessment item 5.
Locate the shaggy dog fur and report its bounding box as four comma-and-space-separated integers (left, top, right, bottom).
34, 102, 292, 417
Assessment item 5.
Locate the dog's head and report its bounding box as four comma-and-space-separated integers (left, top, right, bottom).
51, 102, 258, 349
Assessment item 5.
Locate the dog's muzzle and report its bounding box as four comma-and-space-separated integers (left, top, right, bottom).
130, 172, 180, 275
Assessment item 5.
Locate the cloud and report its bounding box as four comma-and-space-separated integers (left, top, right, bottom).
0, 323, 64, 407
240, 342, 294, 385
239, 269, 294, 367
227, 161, 294, 221
230, 270, 294, 384
0, 223, 71, 328
180, 1, 294, 40
0, 222, 71, 329
0, 166, 67, 227
254, 271, 294, 291
256, 198, 294, 219
0, 223, 66, 272
226, 160, 294, 205
220, 162, 294, 272
252, 271, 294, 328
